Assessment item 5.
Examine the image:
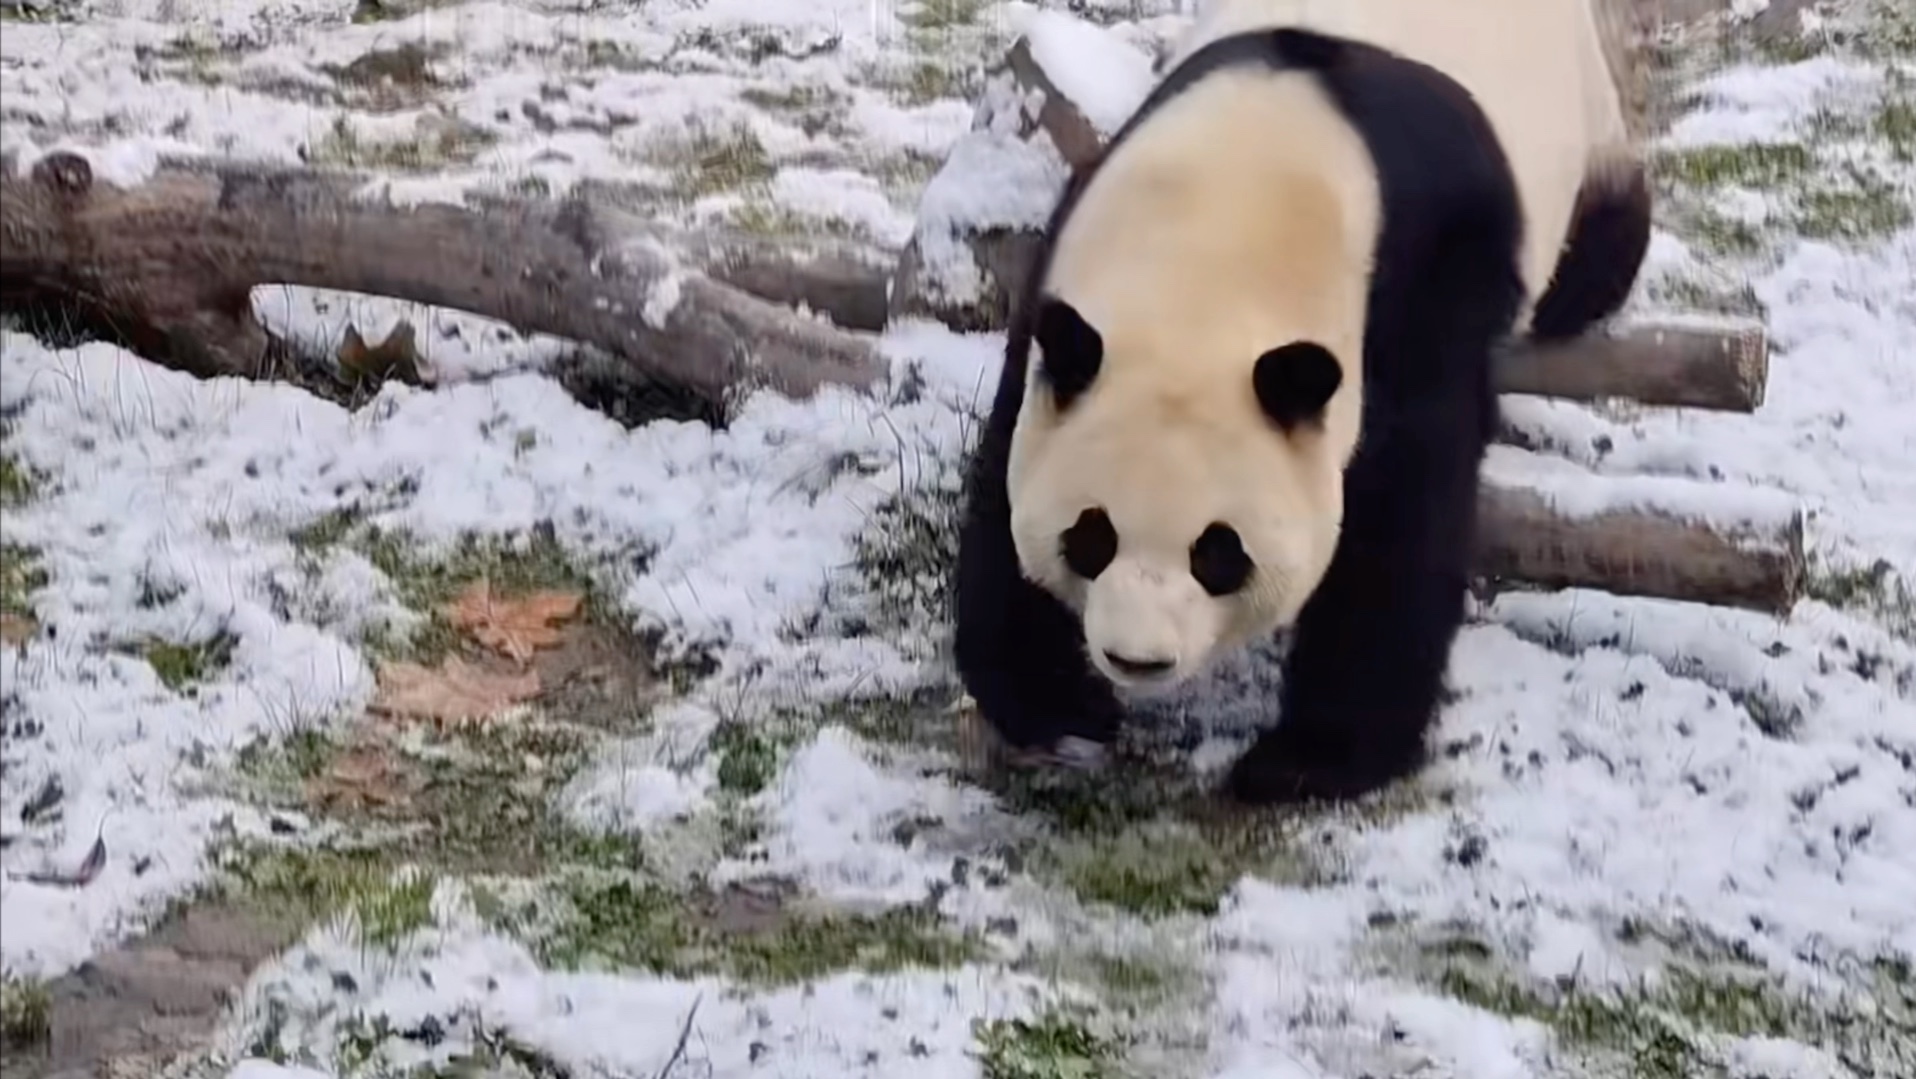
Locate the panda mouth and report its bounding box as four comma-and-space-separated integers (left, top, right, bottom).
1101, 650, 1179, 685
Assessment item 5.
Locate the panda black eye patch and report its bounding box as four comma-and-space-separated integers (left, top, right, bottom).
1060, 508, 1118, 579
1190, 523, 1253, 596
1253, 341, 1343, 431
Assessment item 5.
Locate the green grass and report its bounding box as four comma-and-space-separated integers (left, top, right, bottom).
1682, 206, 1767, 256
337, 1010, 572, 1078
214, 844, 438, 949
664, 125, 777, 199
512, 875, 983, 986
233, 718, 646, 878
0, 2, 74, 23
1805, 556, 1915, 641
1792, 165, 1913, 241
898, 0, 985, 31
709, 719, 804, 796
1039, 816, 1318, 919
349, 0, 457, 24
1656, 141, 1816, 189
1652, 64, 1916, 250
973, 1008, 1125, 1079
137, 630, 239, 693
0, 973, 50, 1053
739, 83, 842, 113
0, 453, 39, 506
1880, 98, 1916, 161
306, 115, 496, 172
0, 543, 47, 627
1436, 959, 1914, 1079
847, 477, 963, 638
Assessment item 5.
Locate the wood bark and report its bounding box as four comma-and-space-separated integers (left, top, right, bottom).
1495, 319, 1769, 413
0, 151, 884, 409
1476, 480, 1805, 615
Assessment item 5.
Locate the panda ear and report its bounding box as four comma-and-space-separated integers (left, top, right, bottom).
1033, 298, 1103, 409
1253, 341, 1343, 431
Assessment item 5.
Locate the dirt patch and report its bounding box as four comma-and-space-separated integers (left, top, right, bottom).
528, 615, 667, 727
8, 903, 302, 1079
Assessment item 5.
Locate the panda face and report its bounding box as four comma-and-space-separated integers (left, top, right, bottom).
1007, 297, 1358, 694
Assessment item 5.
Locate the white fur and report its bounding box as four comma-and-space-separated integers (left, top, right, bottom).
1171, 0, 1633, 319
1006, 0, 1630, 694
1009, 70, 1377, 693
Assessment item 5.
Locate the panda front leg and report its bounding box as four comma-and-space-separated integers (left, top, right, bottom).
952, 414, 1124, 756
1225, 442, 1477, 806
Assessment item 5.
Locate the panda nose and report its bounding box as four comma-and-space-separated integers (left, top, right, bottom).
1104, 651, 1175, 678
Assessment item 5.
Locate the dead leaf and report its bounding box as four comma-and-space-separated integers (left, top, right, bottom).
335, 320, 432, 389
0, 612, 34, 645
305, 745, 412, 811
443, 580, 583, 662
370, 655, 540, 726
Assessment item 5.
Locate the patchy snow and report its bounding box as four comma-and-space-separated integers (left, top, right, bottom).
1, 2, 1913, 1078
213, 889, 1055, 1078
721, 725, 1011, 907
226, 1062, 333, 1079
559, 701, 724, 833
1725, 1035, 1848, 1079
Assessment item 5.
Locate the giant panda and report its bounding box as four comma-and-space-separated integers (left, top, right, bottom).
952, 0, 1652, 805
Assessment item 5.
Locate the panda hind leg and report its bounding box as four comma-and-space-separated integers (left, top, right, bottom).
1527, 149, 1654, 342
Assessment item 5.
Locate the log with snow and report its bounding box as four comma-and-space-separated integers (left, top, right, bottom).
0, 149, 888, 410
891, 11, 1773, 414
1476, 449, 1806, 614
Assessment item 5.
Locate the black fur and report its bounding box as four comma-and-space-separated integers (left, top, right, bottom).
1190, 524, 1253, 597
1034, 298, 1105, 409
1528, 156, 1654, 341
954, 27, 1534, 801
1253, 341, 1344, 430
1060, 508, 1119, 579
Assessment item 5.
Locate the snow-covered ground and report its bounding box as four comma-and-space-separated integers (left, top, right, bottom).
1, 1, 1912, 1076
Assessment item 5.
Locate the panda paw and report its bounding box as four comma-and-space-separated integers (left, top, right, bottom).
1222, 736, 1420, 807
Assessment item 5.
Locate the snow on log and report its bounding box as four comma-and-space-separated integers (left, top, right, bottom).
886, 12, 1157, 332
1476, 448, 1807, 614
895, 13, 1773, 414
0, 150, 885, 410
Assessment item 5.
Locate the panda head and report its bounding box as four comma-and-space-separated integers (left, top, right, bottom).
1007, 295, 1360, 694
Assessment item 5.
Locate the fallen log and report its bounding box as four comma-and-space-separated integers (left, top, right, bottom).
0, 150, 885, 410
1495, 317, 1769, 413
1476, 451, 1806, 614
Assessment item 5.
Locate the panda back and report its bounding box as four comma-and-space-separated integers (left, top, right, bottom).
1168, 0, 1614, 308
